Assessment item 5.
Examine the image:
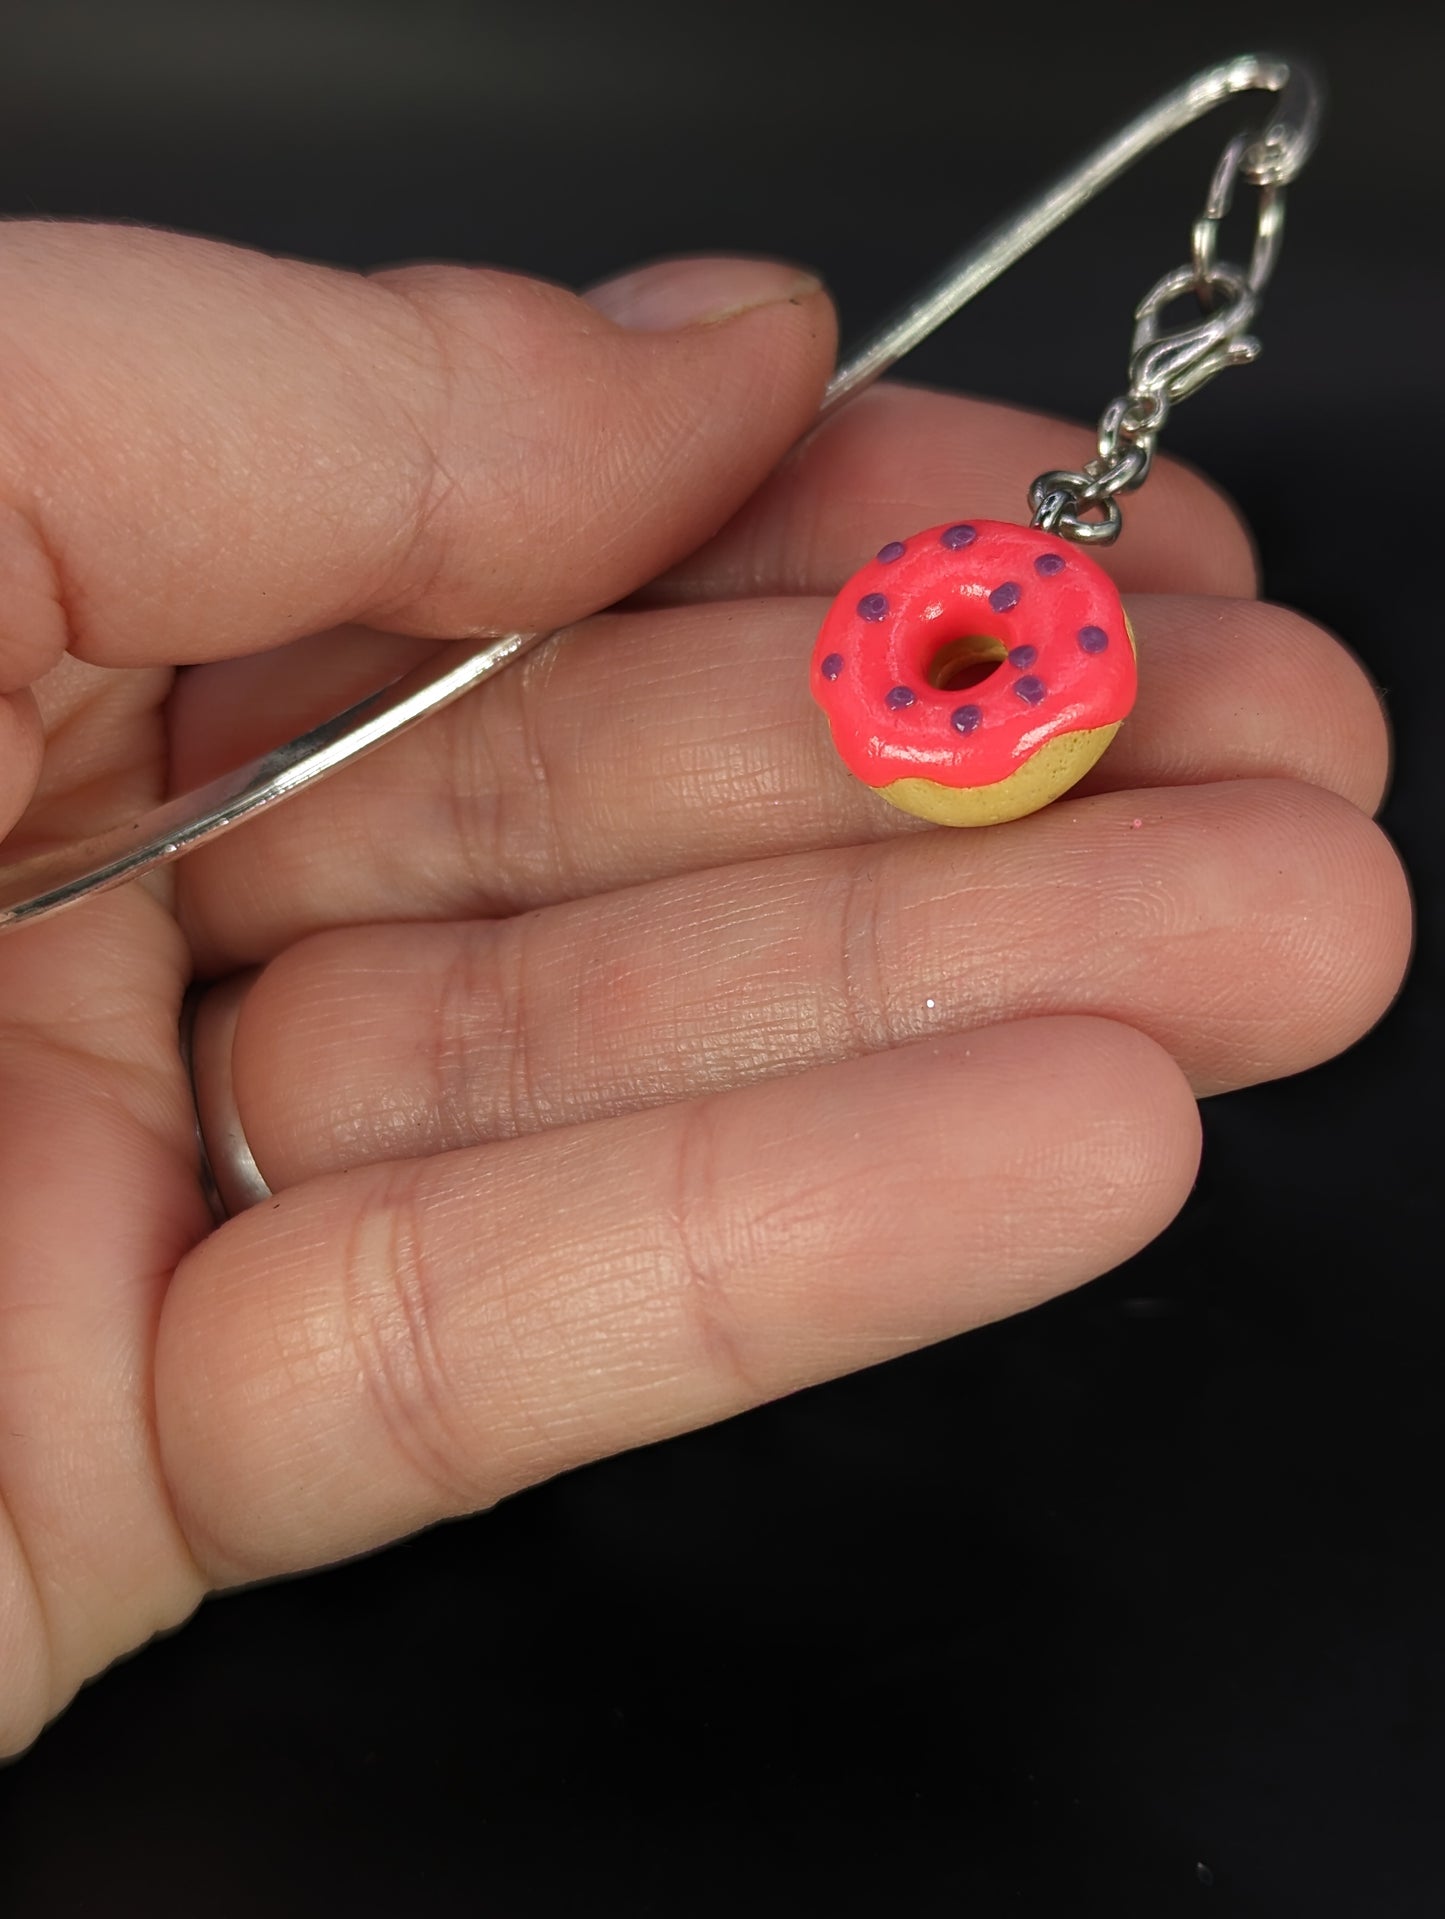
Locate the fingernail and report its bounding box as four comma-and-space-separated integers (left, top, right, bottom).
583, 256, 822, 331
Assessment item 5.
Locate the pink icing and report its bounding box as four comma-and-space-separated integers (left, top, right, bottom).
812, 520, 1136, 791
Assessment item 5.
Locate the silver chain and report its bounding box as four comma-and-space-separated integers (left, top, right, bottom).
1029, 122, 1292, 545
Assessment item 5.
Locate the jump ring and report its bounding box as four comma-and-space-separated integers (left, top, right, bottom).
1028, 471, 1124, 545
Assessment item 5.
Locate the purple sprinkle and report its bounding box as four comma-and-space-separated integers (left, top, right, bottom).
1077, 624, 1109, 653
940, 524, 977, 550
1034, 552, 1066, 577
988, 581, 1021, 613
821, 652, 844, 681
1007, 644, 1037, 670
885, 685, 916, 711
1013, 675, 1047, 706
950, 703, 983, 735
858, 592, 889, 622
877, 540, 907, 563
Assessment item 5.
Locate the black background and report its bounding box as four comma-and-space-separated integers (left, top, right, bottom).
1, 3, 1441, 1914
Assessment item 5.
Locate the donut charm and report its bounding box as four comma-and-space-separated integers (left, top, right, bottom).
812, 520, 1137, 826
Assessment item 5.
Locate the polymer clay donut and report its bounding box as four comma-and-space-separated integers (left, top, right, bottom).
812, 520, 1137, 826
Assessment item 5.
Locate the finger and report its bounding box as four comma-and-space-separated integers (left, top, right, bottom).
0, 689, 42, 839
176, 594, 1394, 970
0, 226, 834, 685
216, 777, 1409, 1192
156, 1016, 1202, 1581
648, 384, 1260, 603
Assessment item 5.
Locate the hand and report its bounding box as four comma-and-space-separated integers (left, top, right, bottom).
0, 226, 1409, 1753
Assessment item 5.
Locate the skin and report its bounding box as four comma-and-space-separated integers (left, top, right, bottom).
0, 229, 1411, 1754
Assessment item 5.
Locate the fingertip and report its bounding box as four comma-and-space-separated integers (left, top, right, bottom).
1261, 601, 1394, 819
758, 1015, 1203, 1328
1091, 595, 1395, 817
939, 1015, 1204, 1264
1218, 779, 1415, 1094
1053, 781, 1413, 1099
974, 1014, 1205, 1322
1294, 611, 1396, 819
590, 261, 838, 487
1265, 782, 1415, 1074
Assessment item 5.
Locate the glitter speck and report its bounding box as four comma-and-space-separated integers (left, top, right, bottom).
925, 997, 936, 1009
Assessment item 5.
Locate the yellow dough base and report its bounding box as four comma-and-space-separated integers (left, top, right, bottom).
877, 720, 1123, 825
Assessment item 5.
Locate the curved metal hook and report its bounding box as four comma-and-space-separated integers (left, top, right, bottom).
0, 51, 1322, 934
815, 51, 1319, 423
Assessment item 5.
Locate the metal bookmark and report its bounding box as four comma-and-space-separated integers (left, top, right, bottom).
0, 51, 1321, 933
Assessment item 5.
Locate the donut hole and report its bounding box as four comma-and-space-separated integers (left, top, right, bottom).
926, 634, 1007, 693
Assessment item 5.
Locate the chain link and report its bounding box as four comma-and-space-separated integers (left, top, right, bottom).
1031, 121, 1288, 545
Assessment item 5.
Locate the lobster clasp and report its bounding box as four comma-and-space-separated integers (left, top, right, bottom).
1128, 261, 1261, 415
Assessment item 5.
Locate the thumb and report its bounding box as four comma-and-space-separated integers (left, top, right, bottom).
0, 224, 835, 688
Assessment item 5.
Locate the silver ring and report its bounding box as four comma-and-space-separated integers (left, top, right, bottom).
180, 973, 273, 1221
